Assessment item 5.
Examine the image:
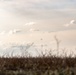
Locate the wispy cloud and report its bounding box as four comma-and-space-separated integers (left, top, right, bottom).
64, 20, 76, 27
25, 22, 36, 26
29, 28, 39, 32
0, 31, 6, 35
70, 20, 75, 24
8, 29, 21, 34
0, 0, 76, 34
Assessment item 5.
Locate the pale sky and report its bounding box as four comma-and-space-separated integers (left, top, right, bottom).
0, 0, 76, 55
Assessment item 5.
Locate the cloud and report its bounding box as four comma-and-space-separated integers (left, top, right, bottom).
29, 28, 39, 32
25, 22, 36, 26
64, 24, 70, 27
0, 29, 21, 35
70, 20, 75, 24
0, 31, 6, 35
8, 29, 21, 34
0, 0, 76, 33
64, 20, 76, 27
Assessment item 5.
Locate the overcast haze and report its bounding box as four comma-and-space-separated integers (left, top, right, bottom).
0, 0, 76, 55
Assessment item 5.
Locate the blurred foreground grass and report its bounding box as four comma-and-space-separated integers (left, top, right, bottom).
0, 56, 75, 75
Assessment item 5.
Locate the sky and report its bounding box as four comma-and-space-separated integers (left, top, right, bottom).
0, 0, 76, 56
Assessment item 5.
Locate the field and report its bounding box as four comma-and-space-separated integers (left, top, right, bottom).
0, 55, 75, 75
